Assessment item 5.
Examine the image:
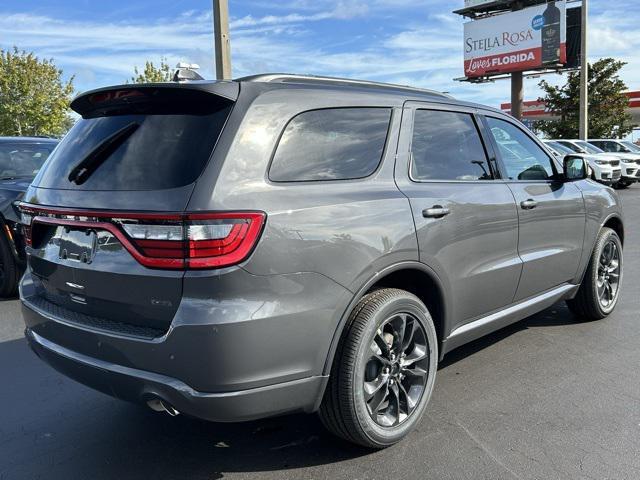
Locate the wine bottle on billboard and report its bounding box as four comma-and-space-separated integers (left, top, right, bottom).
541, 1, 561, 64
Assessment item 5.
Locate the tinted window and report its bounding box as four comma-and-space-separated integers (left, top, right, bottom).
487, 117, 555, 181
269, 108, 391, 182
411, 110, 491, 181
0, 143, 56, 178
35, 94, 232, 191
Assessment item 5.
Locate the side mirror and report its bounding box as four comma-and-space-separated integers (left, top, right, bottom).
563, 155, 588, 181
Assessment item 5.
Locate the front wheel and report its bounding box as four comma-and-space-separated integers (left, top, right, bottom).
567, 227, 623, 320
319, 288, 438, 448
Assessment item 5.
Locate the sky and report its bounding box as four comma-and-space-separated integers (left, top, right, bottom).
1, 0, 639, 109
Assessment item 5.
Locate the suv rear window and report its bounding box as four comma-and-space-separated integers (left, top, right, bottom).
269, 108, 391, 182
34, 89, 232, 191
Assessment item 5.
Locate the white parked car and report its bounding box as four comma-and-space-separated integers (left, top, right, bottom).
544, 140, 621, 186
555, 139, 638, 188
589, 139, 640, 187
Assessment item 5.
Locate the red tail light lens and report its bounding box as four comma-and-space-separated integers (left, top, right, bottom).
18, 205, 266, 270
185, 213, 265, 268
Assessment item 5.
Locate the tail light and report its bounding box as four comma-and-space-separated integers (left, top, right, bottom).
18, 204, 266, 270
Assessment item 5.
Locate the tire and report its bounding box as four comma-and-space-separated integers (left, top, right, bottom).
319, 288, 438, 448
614, 181, 629, 189
567, 227, 622, 321
0, 232, 20, 297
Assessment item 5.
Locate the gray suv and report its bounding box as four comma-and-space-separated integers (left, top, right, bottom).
19, 74, 624, 448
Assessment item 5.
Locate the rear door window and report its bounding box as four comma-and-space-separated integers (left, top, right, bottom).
269, 108, 391, 182
410, 109, 493, 181
34, 89, 232, 191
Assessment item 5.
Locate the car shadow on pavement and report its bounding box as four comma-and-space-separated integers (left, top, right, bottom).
0, 301, 581, 478
0, 336, 372, 479
439, 301, 581, 369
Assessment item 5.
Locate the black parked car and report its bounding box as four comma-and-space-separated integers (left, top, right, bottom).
0, 137, 58, 296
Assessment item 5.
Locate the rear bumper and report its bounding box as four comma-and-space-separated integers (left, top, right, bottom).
20, 266, 350, 421
26, 327, 327, 422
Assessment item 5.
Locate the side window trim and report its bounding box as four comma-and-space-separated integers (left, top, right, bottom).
474, 113, 502, 180
481, 113, 560, 182
407, 106, 498, 183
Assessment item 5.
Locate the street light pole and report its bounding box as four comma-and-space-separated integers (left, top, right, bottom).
213, 0, 232, 80
579, 0, 588, 139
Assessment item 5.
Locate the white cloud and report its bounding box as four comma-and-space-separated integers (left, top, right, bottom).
0, 2, 638, 109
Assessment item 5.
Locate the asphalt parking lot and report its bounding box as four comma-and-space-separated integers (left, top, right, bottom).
1, 188, 639, 480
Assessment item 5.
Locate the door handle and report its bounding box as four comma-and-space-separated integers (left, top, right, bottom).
422, 205, 450, 218
520, 199, 538, 210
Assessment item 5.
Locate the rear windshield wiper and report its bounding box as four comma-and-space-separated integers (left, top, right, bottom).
68, 122, 139, 185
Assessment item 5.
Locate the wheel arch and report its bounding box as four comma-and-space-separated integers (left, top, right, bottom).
321, 261, 449, 379
602, 214, 624, 246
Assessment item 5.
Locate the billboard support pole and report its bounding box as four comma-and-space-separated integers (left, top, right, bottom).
511, 71, 524, 120
510, 1, 524, 120
213, 0, 232, 80
579, 0, 588, 139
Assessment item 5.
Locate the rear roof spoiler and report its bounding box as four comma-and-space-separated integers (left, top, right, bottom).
71, 81, 239, 117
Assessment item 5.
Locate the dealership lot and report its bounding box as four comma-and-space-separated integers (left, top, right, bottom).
0, 188, 638, 480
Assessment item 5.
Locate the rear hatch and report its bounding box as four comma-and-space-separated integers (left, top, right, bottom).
21, 83, 244, 337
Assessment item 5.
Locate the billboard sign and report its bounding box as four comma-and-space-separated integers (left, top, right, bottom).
464, 0, 498, 8
463, 1, 566, 78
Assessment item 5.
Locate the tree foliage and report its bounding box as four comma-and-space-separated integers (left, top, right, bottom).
129, 59, 173, 84
535, 58, 635, 139
0, 47, 75, 137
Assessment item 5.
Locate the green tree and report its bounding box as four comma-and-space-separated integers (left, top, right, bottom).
535, 58, 635, 138
129, 59, 173, 83
0, 47, 75, 137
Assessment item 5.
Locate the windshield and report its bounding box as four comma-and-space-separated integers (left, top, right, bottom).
621, 141, 640, 153
575, 141, 604, 154
546, 141, 574, 155
0, 143, 56, 178
557, 141, 582, 153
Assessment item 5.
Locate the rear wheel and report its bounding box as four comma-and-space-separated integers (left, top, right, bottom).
0, 233, 20, 297
319, 288, 437, 448
567, 227, 622, 320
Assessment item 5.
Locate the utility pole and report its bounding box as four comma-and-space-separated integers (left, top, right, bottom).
511, 71, 524, 120
510, 1, 524, 120
213, 0, 232, 80
578, 0, 588, 139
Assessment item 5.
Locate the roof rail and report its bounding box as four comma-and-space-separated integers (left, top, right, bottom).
237, 73, 453, 99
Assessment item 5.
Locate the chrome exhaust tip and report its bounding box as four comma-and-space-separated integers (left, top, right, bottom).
146, 398, 180, 416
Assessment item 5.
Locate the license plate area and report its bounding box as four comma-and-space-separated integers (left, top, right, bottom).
58, 228, 97, 264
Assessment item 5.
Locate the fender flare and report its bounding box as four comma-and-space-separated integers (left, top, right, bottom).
574, 213, 625, 289
600, 213, 625, 244
320, 260, 449, 379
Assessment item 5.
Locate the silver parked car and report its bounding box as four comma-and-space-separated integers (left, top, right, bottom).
20, 74, 624, 448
